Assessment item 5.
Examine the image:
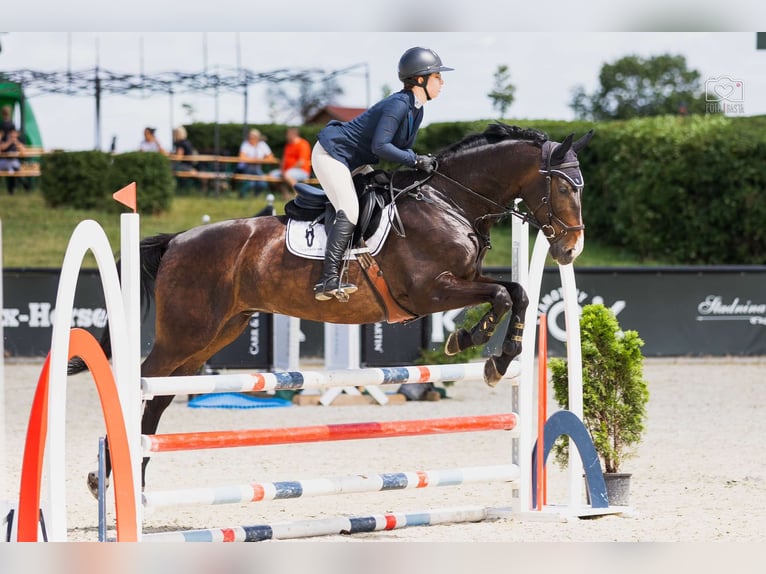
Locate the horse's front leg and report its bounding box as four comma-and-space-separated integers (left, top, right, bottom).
481, 280, 528, 387
444, 302, 507, 356
422, 273, 516, 385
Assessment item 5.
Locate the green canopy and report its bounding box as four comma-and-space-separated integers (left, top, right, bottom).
0, 81, 43, 147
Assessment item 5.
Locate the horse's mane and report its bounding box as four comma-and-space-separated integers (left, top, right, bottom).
437, 123, 548, 161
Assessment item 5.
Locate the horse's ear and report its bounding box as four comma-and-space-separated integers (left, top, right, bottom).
572, 129, 595, 154
551, 133, 574, 162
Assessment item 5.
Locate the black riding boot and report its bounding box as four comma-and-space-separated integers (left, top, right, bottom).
313, 210, 358, 301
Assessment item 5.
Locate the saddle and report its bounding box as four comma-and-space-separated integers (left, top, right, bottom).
284, 170, 417, 324
284, 170, 394, 243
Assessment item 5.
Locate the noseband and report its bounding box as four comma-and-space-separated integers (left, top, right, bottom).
425, 141, 585, 243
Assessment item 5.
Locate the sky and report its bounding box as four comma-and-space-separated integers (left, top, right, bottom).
1, 31, 765, 153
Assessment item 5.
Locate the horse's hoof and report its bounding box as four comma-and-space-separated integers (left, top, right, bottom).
87, 471, 109, 499
444, 331, 460, 356
484, 357, 502, 387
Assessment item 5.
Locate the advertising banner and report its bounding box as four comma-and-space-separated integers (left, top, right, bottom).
534, 267, 766, 356
4, 266, 766, 360
361, 317, 431, 367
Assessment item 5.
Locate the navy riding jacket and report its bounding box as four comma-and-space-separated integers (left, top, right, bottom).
317, 90, 423, 171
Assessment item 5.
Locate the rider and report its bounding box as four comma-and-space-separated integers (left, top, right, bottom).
311, 46, 454, 301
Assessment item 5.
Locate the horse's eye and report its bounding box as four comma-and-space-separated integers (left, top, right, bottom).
558, 184, 570, 194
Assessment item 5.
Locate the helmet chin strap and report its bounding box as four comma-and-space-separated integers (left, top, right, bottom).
420, 75, 433, 101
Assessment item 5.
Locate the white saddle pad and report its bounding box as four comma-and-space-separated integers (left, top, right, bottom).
286, 204, 395, 260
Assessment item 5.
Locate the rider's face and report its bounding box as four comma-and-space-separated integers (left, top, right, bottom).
426, 73, 444, 99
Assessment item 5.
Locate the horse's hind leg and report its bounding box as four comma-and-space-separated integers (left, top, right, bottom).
139, 394, 176, 488
87, 436, 112, 497
136, 312, 253, 488
483, 281, 528, 387
87, 395, 175, 497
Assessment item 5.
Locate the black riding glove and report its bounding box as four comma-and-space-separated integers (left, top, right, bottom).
414, 154, 436, 173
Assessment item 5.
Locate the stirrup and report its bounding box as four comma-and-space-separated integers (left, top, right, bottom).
314, 278, 357, 302
314, 282, 333, 301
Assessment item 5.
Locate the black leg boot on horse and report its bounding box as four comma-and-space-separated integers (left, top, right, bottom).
313, 210, 358, 302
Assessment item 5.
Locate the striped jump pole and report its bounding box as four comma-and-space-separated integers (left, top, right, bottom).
142, 464, 519, 509
142, 413, 518, 454
141, 361, 521, 398
142, 505, 498, 542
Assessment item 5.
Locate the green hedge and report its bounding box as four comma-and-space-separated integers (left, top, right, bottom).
40, 151, 112, 210
40, 151, 174, 214
582, 115, 766, 264
106, 152, 174, 214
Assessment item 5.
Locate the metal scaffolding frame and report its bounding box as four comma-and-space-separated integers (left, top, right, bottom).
0, 62, 370, 149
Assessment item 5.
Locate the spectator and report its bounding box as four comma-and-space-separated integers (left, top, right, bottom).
269, 126, 312, 199
139, 127, 166, 154
0, 128, 29, 195
171, 126, 196, 172
1, 105, 15, 140
236, 128, 275, 197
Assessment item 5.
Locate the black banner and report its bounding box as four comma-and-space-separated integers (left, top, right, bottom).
206, 312, 272, 369
2, 269, 111, 357
4, 266, 766, 360
361, 317, 431, 367
534, 266, 766, 356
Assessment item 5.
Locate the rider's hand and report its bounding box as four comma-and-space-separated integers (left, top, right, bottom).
414, 154, 436, 173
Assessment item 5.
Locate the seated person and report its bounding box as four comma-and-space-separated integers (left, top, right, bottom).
1, 105, 15, 139
0, 128, 29, 195
138, 127, 166, 154
236, 128, 275, 197
171, 126, 196, 172
269, 127, 312, 199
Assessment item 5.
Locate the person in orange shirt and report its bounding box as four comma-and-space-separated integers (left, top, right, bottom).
270, 126, 311, 199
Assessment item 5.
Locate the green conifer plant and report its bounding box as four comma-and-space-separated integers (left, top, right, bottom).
549, 303, 649, 473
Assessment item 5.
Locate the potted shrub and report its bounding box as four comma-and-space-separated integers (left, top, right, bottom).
548, 303, 649, 505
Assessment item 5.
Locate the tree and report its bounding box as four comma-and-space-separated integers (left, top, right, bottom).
266, 77, 344, 124
569, 54, 709, 120
487, 64, 516, 118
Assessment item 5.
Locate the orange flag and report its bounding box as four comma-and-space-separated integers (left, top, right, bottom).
113, 182, 137, 212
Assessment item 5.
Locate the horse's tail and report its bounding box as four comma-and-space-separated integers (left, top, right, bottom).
67, 232, 179, 375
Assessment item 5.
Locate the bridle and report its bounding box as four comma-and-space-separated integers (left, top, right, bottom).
416, 141, 585, 244
525, 140, 586, 243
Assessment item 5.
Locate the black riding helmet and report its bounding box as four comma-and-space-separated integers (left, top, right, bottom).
397, 47, 454, 83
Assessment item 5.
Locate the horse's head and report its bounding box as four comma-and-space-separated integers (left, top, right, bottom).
522, 130, 593, 265
429, 124, 593, 266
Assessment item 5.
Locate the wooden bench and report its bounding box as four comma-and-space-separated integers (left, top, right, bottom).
230, 173, 320, 186
0, 164, 41, 178
0, 148, 44, 179
169, 155, 321, 191
174, 170, 229, 181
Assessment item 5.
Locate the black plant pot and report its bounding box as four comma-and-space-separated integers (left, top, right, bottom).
603, 472, 631, 506
585, 472, 632, 506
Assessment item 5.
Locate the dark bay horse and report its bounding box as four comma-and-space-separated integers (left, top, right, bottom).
78, 123, 593, 491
